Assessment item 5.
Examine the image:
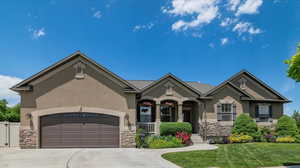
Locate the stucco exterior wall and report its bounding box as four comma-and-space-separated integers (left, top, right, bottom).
205, 85, 249, 121
19, 63, 137, 148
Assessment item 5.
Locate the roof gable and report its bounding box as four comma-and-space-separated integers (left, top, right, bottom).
11, 51, 139, 92
204, 81, 252, 98
229, 70, 289, 101
140, 73, 202, 96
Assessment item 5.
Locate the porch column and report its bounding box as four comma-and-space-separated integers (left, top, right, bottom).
177, 103, 183, 122
155, 103, 161, 122
155, 103, 161, 135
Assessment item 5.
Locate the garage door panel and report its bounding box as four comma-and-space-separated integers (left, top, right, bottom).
40, 113, 119, 148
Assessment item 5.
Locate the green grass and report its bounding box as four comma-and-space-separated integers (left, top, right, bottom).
162, 143, 300, 168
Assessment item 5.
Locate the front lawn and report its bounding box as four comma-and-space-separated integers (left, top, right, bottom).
162, 143, 300, 168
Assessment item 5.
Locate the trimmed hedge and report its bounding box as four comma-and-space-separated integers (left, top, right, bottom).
160, 122, 192, 136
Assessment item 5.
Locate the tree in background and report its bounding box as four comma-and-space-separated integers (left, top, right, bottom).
285, 43, 300, 82
292, 110, 300, 131
0, 99, 20, 122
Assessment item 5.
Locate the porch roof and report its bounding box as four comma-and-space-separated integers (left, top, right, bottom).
127, 80, 215, 94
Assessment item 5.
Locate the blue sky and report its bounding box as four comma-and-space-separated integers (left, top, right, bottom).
0, 0, 299, 115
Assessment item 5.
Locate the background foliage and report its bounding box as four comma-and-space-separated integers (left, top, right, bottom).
285, 43, 300, 82
0, 99, 20, 122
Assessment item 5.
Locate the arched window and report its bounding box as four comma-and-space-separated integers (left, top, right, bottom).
138, 100, 154, 122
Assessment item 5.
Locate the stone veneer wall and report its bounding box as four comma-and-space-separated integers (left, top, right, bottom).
20, 129, 37, 149
199, 121, 233, 138
120, 130, 136, 148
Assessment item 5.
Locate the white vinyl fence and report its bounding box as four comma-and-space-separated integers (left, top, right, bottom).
0, 122, 20, 147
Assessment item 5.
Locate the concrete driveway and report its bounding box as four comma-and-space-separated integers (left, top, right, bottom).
0, 144, 217, 168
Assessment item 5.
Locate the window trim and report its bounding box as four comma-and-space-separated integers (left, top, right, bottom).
256, 103, 272, 122
217, 103, 237, 121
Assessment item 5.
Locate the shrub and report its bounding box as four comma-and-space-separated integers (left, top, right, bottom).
276, 136, 295, 143
276, 115, 299, 137
228, 134, 253, 143
259, 127, 277, 142
147, 135, 184, 149
176, 132, 192, 145
295, 135, 300, 143
232, 114, 258, 138
135, 128, 145, 148
263, 133, 277, 143
160, 122, 192, 136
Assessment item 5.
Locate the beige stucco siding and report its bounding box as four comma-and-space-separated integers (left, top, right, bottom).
20, 65, 136, 127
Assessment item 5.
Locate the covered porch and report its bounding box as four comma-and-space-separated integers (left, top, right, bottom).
136, 99, 201, 134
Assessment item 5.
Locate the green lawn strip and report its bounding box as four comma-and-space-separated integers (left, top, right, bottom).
240, 144, 265, 167
245, 143, 281, 167
162, 143, 300, 168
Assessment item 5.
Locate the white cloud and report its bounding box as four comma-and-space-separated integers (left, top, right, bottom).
166, 0, 219, 31
221, 38, 229, 45
93, 10, 102, 19
133, 23, 154, 32
0, 75, 22, 105
228, 0, 240, 11
233, 22, 261, 35
236, 0, 263, 16
31, 28, 46, 39
220, 17, 237, 27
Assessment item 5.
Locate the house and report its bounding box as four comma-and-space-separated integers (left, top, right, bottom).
11, 51, 290, 148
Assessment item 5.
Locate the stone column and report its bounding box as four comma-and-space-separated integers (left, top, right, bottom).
177, 103, 183, 122
155, 103, 161, 135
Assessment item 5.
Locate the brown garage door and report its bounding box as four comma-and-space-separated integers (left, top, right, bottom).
40, 113, 119, 148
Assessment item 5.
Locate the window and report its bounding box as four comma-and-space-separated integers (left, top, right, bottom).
140, 106, 152, 122
217, 103, 236, 121
160, 105, 173, 122
256, 104, 271, 122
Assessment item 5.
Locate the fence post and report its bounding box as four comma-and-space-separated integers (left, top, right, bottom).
5, 121, 9, 147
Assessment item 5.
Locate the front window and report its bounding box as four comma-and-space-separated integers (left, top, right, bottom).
217, 103, 236, 121
140, 106, 152, 122
160, 101, 177, 122
257, 104, 271, 122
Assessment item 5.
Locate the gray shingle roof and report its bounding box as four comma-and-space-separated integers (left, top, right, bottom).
126, 80, 214, 94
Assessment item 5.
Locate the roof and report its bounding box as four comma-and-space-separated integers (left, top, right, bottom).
127, 80, 215, 94
228, 70, 290, 102
11, 51, 140, 92
203, 69, 290, 102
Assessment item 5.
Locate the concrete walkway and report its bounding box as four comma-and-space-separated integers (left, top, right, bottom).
68, 144, 218, 168
0, 144, 217, 168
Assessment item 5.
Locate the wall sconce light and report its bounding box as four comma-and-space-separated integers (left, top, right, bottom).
26, 113, 32, 119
